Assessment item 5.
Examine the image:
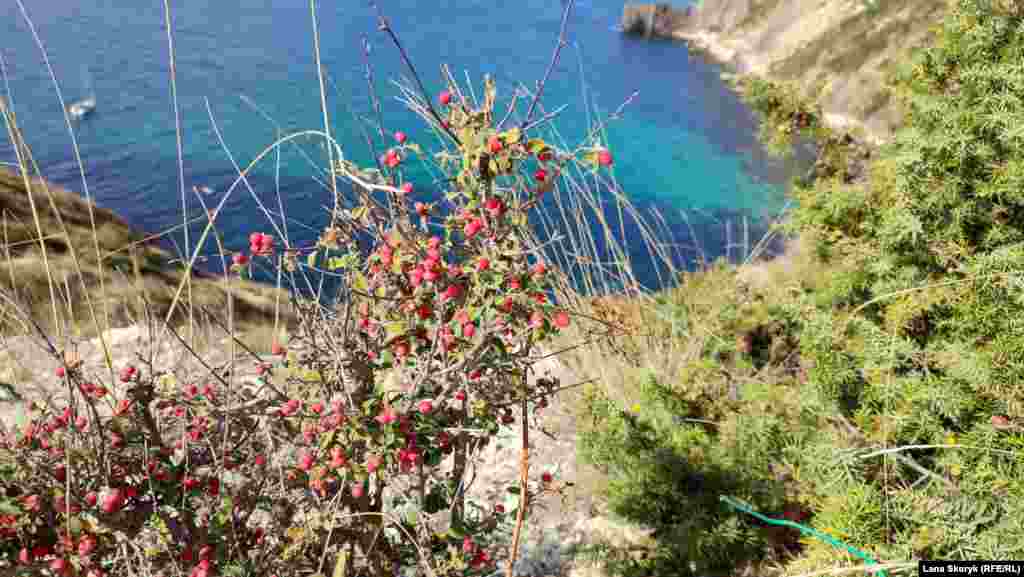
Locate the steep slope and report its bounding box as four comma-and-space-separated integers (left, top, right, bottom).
0, 166, 296, 338
628, 0, 949, 143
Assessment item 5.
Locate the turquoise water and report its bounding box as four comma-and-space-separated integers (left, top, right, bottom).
1, 0, 802, 291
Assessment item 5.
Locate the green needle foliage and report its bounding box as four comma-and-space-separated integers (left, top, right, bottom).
576, 0, 1024, 574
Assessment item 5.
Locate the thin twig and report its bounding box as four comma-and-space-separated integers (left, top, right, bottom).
520, 0, 576, 131
368, 1, 461, 145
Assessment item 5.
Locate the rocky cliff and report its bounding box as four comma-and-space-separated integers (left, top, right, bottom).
0, 166, 296, 338
621, 3, 691, 37
624, 0, 949, 144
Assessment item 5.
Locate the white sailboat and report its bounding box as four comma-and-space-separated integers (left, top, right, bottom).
68, 95, 96, 119
68, 66, 96, 119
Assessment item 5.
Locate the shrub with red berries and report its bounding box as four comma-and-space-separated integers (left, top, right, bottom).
0, 68, 619, 577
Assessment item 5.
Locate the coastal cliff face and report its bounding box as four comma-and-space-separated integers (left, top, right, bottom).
0, 166, 296, 338
621, 3, 690, 36
627, 0, 948, 144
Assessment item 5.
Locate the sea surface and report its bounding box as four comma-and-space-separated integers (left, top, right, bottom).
1, 0, 806, 293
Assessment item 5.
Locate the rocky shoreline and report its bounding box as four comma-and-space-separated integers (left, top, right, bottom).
621, 1, 948, 146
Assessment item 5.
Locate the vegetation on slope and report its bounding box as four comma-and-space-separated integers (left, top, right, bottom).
576, 0, 1024, 575
0, 163, 296, 342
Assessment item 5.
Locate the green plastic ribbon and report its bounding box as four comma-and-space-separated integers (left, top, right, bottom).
720, 495, 888, 577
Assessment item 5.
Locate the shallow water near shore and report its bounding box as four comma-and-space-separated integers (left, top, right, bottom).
1, 0, 805, 292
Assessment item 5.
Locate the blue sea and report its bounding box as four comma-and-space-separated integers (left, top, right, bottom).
1, 0, 805, 293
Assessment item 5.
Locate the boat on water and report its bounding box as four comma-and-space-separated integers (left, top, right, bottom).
68, 96, 96, 119
69, 66, 97, 119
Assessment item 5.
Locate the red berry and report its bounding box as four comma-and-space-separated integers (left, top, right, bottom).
992, 415, 1012, 429
55, 366, 65, 378
101, 489, 124, 514
455, 390, 467, 402
439, 90, 452, 106
78, 535, 97, 557
494, 503, 505, 514
554, 311, 570, 328
84, 491, 98, 508
443, 284, 463, 301
351, 482, 365, 498
488, 135, 503, 154
463, 323, 476, 339
464, 218, 483, 238
394, 341, 410, 358
254, 455, 267, 467
394, 131, 407, 144
598, 148, 613, 166
485, 197, 504, 217
418, 399, 434, 414
534, 168, 547, 182
384, 149, 402, 168
537, 150, 553, 162
401, 182, 413, 195
477, 258, 490, 272
232, 252, 249, 266
50, 558, 69, 575
541, 471, 553, 483
119, 365, 136, 383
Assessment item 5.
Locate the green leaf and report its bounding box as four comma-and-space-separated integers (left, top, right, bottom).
0, 499, 20, 515
503, 127, 522, 144
353, 273, 368, 292
526, 138, 548, 155
319, 429, 337, 453
384, 322, 406, 340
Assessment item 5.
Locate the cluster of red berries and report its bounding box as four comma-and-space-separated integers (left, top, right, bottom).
461, 535, 494, 570
249, 232, 275, 256
118, 364, 137, 383
231, 232, 275, 267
